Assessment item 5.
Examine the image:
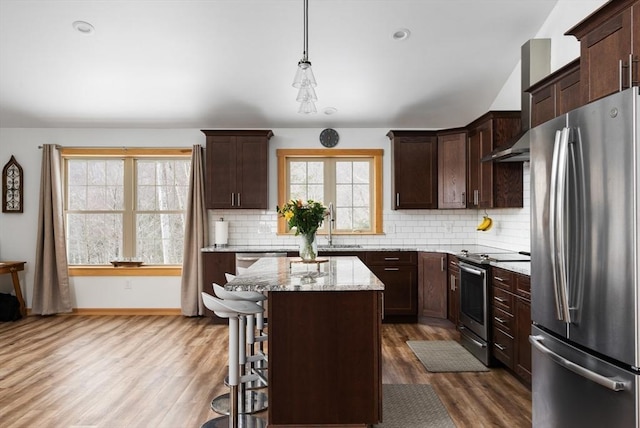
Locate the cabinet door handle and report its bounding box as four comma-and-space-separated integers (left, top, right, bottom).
494, 296, 507, 303
440, 256, 445, 272
494, 316, 507, 324
384, 267, 399, 271
237, 193, 241, 206
474, 190, 479, 206
495, 343, 506, 351
450, 275, 456, 291
384, 257, 400, 261
396, 193, 400, 207
461, 191, 465, 204
619, 55, 636, 90
231, 193, 235, 207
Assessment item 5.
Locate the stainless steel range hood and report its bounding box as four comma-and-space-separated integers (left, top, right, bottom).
482, 130, 531, 162
482, 39, 550, 163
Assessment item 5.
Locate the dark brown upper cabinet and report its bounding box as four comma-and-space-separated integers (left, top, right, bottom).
566, 0, 639, 104
437, 129, 467, 209
466, 112, 523, 209
387, 131, 438, 209
202, 130, 273, 209
528, 59, 582, 127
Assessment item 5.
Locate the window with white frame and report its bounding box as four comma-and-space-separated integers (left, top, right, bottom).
63, 148, 191, 266
277, 149, 383, 235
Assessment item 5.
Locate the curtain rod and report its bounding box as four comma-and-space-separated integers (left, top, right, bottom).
37, 145, 193, 150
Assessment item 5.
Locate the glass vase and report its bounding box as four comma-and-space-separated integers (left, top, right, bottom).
299, 232, 318, 261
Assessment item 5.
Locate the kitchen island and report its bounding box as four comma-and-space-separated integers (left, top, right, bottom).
226, 256, 384, 428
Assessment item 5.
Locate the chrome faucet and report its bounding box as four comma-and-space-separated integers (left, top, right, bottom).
327, 202, 335, 246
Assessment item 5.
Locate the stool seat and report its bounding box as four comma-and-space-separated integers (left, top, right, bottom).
215, 282, 266, 303
202, 292, 263, 317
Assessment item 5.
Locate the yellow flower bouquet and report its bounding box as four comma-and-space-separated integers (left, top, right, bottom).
277, 199, 328, 260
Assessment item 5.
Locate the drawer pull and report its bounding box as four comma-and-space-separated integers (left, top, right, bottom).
384, 267, 400, 271
494, 296, 507, 303
494, 276, 506, 282
384, 257, 400, 261
494, 317, 507, 324
495, 343, 506, 351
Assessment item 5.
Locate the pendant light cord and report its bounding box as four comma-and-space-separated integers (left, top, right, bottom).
303, 0, 309, 61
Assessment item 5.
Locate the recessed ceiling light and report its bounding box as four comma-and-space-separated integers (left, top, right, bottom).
72, 21, 95, 35
392, 28, 410, 41
324, 107, 338, 115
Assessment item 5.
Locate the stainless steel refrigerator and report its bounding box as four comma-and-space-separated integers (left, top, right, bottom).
530, 87, 640, 427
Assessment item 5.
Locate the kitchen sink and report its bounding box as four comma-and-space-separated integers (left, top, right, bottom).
318, 244, 363, 249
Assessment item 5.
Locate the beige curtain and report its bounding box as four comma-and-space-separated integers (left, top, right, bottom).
181, 145, 209, 316
32, 144, 72, 315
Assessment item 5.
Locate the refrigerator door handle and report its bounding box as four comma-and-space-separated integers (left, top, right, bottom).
529, 335, 629, 392
556, 127, 572, 323
549, 128, 572, 322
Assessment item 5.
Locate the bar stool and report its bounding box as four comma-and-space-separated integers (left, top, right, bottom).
226, 272, 268, 366
211, 282, 268, 415
200, 292, 267, 428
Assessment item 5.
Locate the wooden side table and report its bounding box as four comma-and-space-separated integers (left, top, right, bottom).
0, 262, 26, 317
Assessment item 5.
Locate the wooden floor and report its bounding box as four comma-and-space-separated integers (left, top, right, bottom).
0, 316, 531, 428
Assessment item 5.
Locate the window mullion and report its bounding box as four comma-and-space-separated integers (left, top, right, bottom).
122, 158, 135, 258
324, 160, 336, 234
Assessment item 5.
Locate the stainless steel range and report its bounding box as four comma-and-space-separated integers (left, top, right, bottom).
456, 249, 530, 366
458, 249, 531, 264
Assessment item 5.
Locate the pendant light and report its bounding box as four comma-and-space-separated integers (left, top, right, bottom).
293, 0, 317, 114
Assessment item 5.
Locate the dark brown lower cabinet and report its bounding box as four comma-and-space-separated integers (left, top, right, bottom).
268, 290, 382, 427
491, 266, 531, 385
447, 255, 460, 327
515, 297, 532, 383
202, 252, 236, 322
365, 251, 417, 322
417, 252, 448, 321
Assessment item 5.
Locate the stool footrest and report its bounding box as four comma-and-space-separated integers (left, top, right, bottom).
210, 391, 268, 415
246, 354, 266, 364
201, 414, 267, 428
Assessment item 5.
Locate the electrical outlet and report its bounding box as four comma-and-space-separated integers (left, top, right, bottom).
125, 280, 132, 290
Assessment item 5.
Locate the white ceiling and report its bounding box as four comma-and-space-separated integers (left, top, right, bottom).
0, 0, 561, 129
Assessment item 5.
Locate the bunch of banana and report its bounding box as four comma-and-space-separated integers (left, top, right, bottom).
477, 215, 493, 231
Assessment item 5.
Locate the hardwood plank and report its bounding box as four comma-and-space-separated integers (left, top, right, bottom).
0, 316, 531, 427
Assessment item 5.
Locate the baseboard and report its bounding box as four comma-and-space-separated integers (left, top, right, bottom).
26, 308, 183, 316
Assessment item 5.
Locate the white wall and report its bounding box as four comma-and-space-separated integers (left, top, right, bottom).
491, 0, 608, 110
0, 127, 489, 310
0, 0, 608, 310
0, 128, 199, 308
482, 0, 609, 250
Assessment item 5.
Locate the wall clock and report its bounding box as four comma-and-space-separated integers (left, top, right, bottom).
2, 155, 23, 213
319, 128, 339, 148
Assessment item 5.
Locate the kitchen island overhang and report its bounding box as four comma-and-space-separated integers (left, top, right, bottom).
225, 256, 384, 427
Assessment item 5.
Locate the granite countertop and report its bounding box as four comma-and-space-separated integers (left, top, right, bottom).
225, 256, 385, 292
202, 243, 531, 276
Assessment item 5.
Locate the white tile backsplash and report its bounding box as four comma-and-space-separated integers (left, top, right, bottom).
208, 165, 531, 252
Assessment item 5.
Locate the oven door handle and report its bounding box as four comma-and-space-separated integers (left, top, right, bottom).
459, 264, 484, 276
460, 326, 487, 348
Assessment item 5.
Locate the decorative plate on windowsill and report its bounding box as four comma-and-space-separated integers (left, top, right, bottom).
111, 260, 144, 267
